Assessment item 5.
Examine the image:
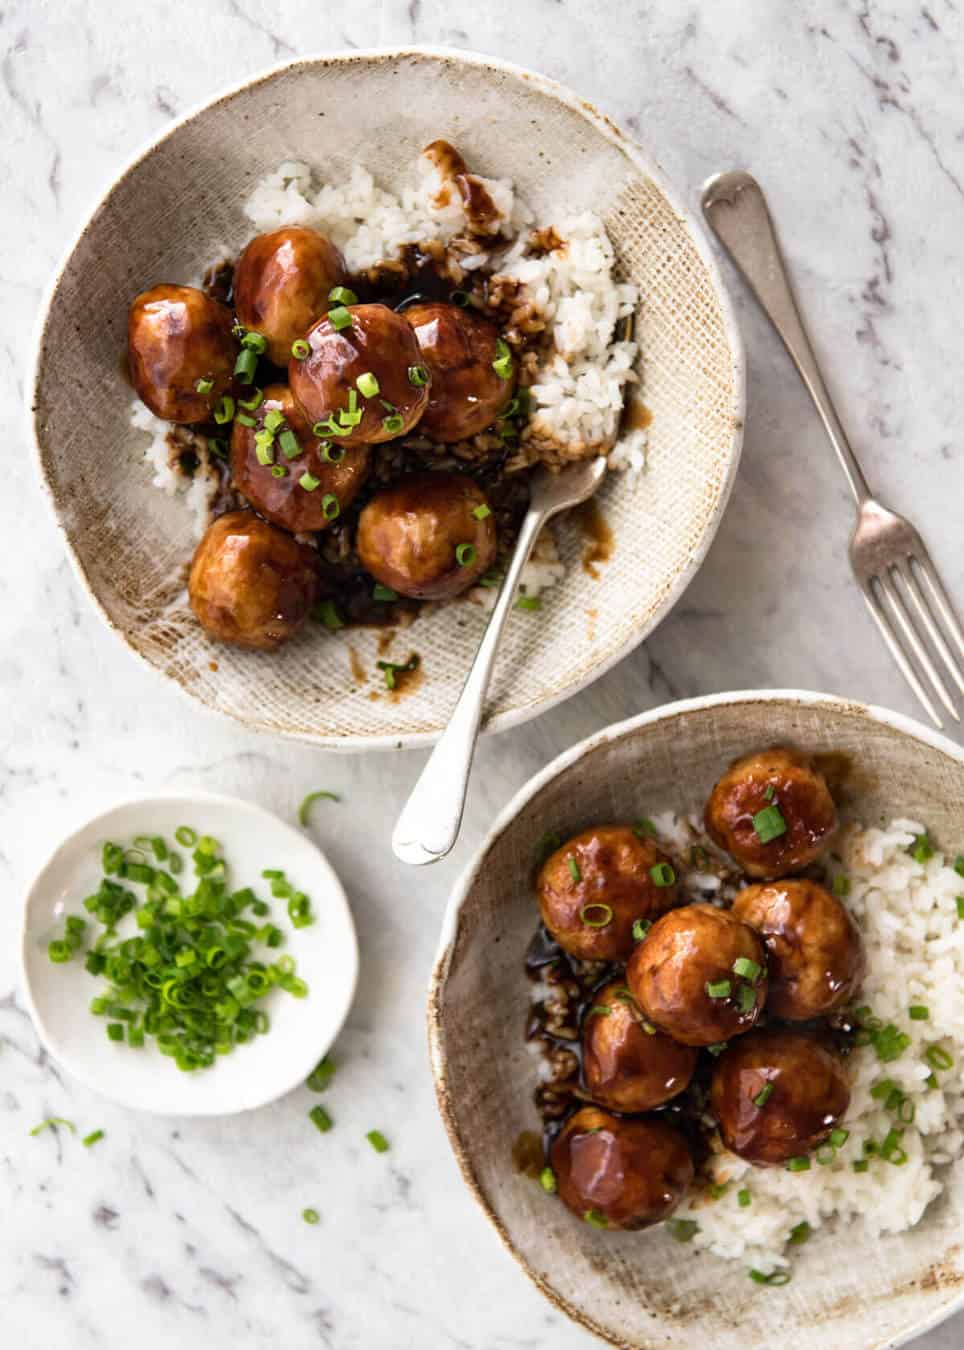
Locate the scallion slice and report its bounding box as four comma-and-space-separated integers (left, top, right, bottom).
309, 1105, 333, 1134
321, 493, 340, 519
649, 862, 675, 887
302, 1207, 320, 1224
752, 804, 787, 843
539, 1166, 556, 1194
235, 411, 257, 428
30, 1117, 76, 1137
752, 1082, 774, 1107
366, 1129, 390, 1153
579, 903, 613, 929
278, 429, 301, 459
264, 409, 286, 434
668, 1219, 698, 1242
291, 339, 310, 360
194, 377, 214, 395
234, 349, 258, 384
492, 337, 513, 380
298, 791, 340, 826
306, 1054, 336, 1092
328, 286, 358, 306
238, 387, 264, 411
356, 371, 380, 398
583, 1208, 608, 1229
82, 1129, 105, 1148
632, 918, 651, 941
270, 464, 287, 478
567, 857, 582, 883
328, 306, 352, 331
785, 1155, 811, 1172
706, 979, 731, 1000
515, 595, 542, 612
407, 363, 429, 387
737, 1188, 751, 1207
732, 957, 762, 982
382, 412, 405, 434
472, 504, 492, 521
373, 583, 398, 602
456, 543, 477, 567
299, 472, 320, 492
908, 1004, 929, 1020
241, 332, 267, 354
213, 395, 235, 425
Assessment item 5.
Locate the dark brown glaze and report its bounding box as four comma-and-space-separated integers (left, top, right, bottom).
627, 903, 768, 1047
709, 1028, 851, 1166
704, 746, 838, 879
576, 499, 614, 579
403, 302, 514, 442
423, 139, 500, 236
536, 826, 680, 962
732, 879, 865, 1020
230, 384, 369, 533
128, 284, 236, 423
582, 981, 698, 1113
356, 472, 496, 600
289, 303, 429, 445
549, 1106, 693, 1230
188, 510, 318, 651
233, 227, 347, 366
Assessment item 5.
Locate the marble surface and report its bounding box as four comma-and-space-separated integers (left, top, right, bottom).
3, 1, 963, 1346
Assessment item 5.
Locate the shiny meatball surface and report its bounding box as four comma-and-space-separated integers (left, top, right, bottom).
550, 1106, 693, 1230
732, 879, 865, 1020
289, 304, 428, 445
627, 903, 767, 1047
583, 981, 698, 1113
128, 284, 235, 423
230, 384, 369, 534
704, 746, 838, 879
356, 472, 496, 600
403, 302, 514, 442
233, 227, 347, 367
710, 1028, 851, 1165
536, 826, 680, 962
188, 510, 318, 651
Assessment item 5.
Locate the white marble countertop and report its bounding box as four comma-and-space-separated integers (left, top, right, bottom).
3, 2, 963, 1346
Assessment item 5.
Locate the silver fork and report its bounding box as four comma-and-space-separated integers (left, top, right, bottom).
702, 170, 964, 731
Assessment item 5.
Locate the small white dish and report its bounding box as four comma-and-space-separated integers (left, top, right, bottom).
21, 791, 358, 1116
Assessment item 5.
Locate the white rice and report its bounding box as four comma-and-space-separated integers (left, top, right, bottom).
666, 816, 964, 1274
131, 400, 220, 538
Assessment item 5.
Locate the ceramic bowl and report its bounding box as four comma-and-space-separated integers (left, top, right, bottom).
429, 691, 964, 1348
29, 47, 743, 750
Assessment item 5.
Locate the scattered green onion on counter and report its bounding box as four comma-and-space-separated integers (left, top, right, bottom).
366, 1129, 390, 1154
298, 790, 340, 827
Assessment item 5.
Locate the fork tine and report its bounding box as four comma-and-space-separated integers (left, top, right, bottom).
859, 583, 943, 728
875, 574, 960, 722
910, 553, 964, 661
893, 562, 964, 696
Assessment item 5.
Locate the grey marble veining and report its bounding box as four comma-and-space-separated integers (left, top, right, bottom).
2, 1, 963, 1346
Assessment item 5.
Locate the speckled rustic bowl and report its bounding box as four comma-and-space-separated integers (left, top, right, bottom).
429, 691, 964, 1348
29, 47, 743, 749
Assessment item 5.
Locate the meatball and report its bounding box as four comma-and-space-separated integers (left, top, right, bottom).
550, 1106, 693, 1230
403, 302, 514, 442
230, 384, 369, 534
289, 304, 428, 445
188, 510, 318, 651
710, 1028, 851, 1166
233, 227, 347, 367
627, 903, 767, 1047
582, 981, 698, 1113
128, 284, 236, 423
536, 826, 680, 962
732, 879, 865, 1020
356, 472, 496, 600
704, 746, 838, 879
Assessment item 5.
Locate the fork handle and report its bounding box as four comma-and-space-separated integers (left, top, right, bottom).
702, 170, 872, 506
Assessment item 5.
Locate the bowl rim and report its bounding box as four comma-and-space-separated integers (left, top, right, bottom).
26, 45, 746, 752
427, 688, 964, 1348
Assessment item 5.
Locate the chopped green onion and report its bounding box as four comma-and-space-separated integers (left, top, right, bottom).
328, 306, 352, 331
788, 1221, 811, 1244
235, 411, 257, 428
737, 1188, 751, 1207
925, 1045, 953, 1071
472, 504, 491, 520
568, 857, 582, 883
515, 595, 542, 611
908, 1005, 930, 1021
328, 286, 358, 306
270, 464, 287, 478
832, 875, 851, 897
748, 1268, 791, 1286
925, 1072, 939, 1089
48, 939, 73, 963
82, 1129, 104, 1148
407, 363, 430, 387
737, 983, 757, 1014
956, 896, 964, 920
764, 785, 776, 801
256, 443, 275, 466
264, 409, 286, 434
633, 818, 657, 839
707, 1041, 729, 1056
733, 957, 762, 982
587, 1005, 611, 1018
909, 833, 934, 864
706, 980, 731, 1000
954, 855, 964, 877
238, 387, 264, 411
298, 791, 340, 827
492, 337, 513, 380
241, 331, 267, 354
213, 395, 235, 424
356, 371, 380, 398
852, 1159, 870, 1173
175, 826, 197, 847
881, 1127, 907, 1165
579, 903, 613, 929
632, 918, 651, 942
194, 377, 214, 395
291, 339, 310, 360
668, 1219, 698, 1242
649, 862, 676, 887
376, 655, 419, 690
278, 429, 301, 459
30, 1117, 76, 1137
208, 437, 228, 458
302, 1207, 320, 1224
583, 1208, 608, 1229
373, 583, 398, 602
785, 1156, 810, 1172
319, 441, 344, 463
829, 1128, 850, 1148
309, 1105, 333, 1134
752, 804, 787, 843
539, 1166, 556, 1194
107, 1023, 124, 1042
306, 1055, 336, 1092
708, 1181, 728, 1200
456, 543, 477, 567
752, 1082, 774, 1107
366, 1129, 390, 1154
300, 472, 321, 492
382, 413, 405, 434
815, 1143, 836, 1165
234, 349, 259, 384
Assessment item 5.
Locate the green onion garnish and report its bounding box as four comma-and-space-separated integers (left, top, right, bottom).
407, 364, 429, 387
472, 504, 492, 520
492, 337, 513, 380
732, 957, 762, 982
852, 1159, 870, 1173
321, 493, 340, 519
175, 826, 197, 847
318, 441, 343, 463
881, 1127, 907, 1165
264, 409, 286, 433
872, 1023, 911, 1063
328, 286, 357, 306
366, 1129, 390, 1154
306, 1055, 336, 1092
270, 464, 287, 478
788, 1221, 811, 1244
356, 372, 379, 398
238, 387, 263, 411
30, 1117, 76, 1137
908, 1004, 930, 1021
764, 785, 775, 801
328, 306, 352, 331
736, 983, 757, 1014
649, 862, 676, 887
207, 437, 228, 459
300, 472, 321, 492
515, 596, 542, 611
752, 804, 787, 843
752, 1082, 774, 1107
456, 543, 477, 567
373, 583, 398, 602
82, 1129, 104, 1148
276, 429, 300, 460
909, 833, 934, 864
291, 339, 310, 360
235, 411, 257, 428
749, 1268, 791, 1286
707, 1041, 728, 1056
925, 1044, 953, 1071
785, 1156, 811, 1172
706, 980, 731, 1000
633, 818, 657, 838
568, 857, 582, 882
956, 896, 964, 920
382, 413, 405, 434
302, 1207, 320, 1224
708, 1182, 728, 1200
579, 903, 613, 928
925, 1072, 939, 1089
954, 855, 964, 877
587, 1005, 611, 1018
241, 332, 267, 354
376, 655, 419, 690
668, 1219, 698, 1242
194, 377, 214, 395
737, 1188, 751, 1207
815, 1143, 836, 1165
583, 1208, 608, 1229
539, 1166, 556, 1194
256, 443, 275, 467
632, 918, 651, 941
213, 395, 235, 424
829, 1127, 849, 1148
309, 1105, 333, 1134
832, 875, 851, 897
234, 349, 258, 384
298, 790, 340, 826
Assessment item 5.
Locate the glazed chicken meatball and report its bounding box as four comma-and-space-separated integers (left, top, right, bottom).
128, 284, 236, 423
627, 903, 768, 1047
289, 303, 429, 444
188, 510, 318, 651
732, 879, 865, 1021
233, 227, 348, 367
704, 746, 838, 879
356, 472, 496, 600
582, 982, 698, 1113
550, 1107, 693, 1230
536, 826, 680, 962
403, 302, 514, 442
230, 384, 369, 534
710, 1028, 851, 1166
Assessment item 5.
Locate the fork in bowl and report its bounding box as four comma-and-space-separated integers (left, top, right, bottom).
702, 170, 963, 730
